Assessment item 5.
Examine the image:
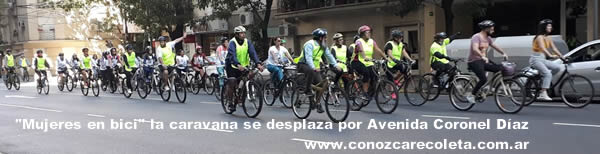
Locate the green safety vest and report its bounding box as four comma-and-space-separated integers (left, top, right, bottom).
36, 57, 46, 70
231, 38, 250, 68
124, 52, 137, 71
294, 40, 323, 68
21, 58, 27, 67
387, 41, 404, 68
6, 55, 14, 67
357, 38, 374, 66
332, 45, 347, 72
82, 56, 92, 69
430, 38, 450, 64
159, 45, 175, 66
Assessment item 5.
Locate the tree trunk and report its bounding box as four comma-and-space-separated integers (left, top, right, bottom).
442, 0, 454, 34
259, 0, 273, 60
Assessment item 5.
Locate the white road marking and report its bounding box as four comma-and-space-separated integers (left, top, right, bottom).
530, 104, 567, 107
205, 128, 234, 133
553, 122, 600, 128
291, 138, 330, 143
421, 114, 471, 120
5, 95, 37, 99
86, 114, 106, 118
0, 103, 62, 113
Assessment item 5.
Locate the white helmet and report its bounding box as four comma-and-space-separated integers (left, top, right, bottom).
234, 26, 246, 33
333, 33, 343, 40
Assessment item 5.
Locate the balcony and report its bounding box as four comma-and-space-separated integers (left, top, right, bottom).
276, 0, 385, 19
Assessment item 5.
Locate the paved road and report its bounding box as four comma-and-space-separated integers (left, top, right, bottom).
0, 80, 599, 154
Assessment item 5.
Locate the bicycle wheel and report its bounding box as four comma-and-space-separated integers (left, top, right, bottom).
159, 79, 171, 102
375, 80, 399, 114
137, 79, 149, 99
92, 80, 100, 97
215, 77, 222, 101
13, 74, 20, 90
495, 79, 525, 114
404, 75, 427, 106
174, 78, 187, 103
109, 79, 118, 93
23, 71, 30, 82
449, 78, 475, 111
186, 74, 194, 92
66, 75, 74, 92
243, 80, 263, 118
36, 80, 41, 94
346, 80, 364, 111
122, 79, 132, 98
81, 79, 89, 96
560, 75, 594, 108
324, 83, 350, 122
220, 80, 234, 114
291, 86, 312, 119
262, 81, 276, 106
279, 79, 294, 108
57, 77, 64, 92
43, 78, 49, 95
5, 76, 12, 90
422, 73, 441, 101
513, 74, 537, 106
204, 75, 216, 95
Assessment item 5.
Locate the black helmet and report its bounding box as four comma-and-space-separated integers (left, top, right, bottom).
312, 28, 327, 37
220, 37, 228, 42
158, 36, 167, 41
59, 53, 64, 56
391, 30, 404, 38
126, 44, 134, 50
145, 46, 152, 52
434, 32, 448, 40
82, 48, 89, 52
5, 49, 11, 53
539, 19, 553, 25
353, 35, 360, 42
478, 20, 495, 29
36, 50, 43, 54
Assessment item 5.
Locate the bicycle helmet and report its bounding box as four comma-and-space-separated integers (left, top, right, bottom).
125, 44, 134, 50
82, 48, 89, 52
234, 26, 246, 33
434, 32, 448, 40
358, 25, 371, 34
391, 30, 404, 38
36, 50, 43, 54
157, 36, 167, 41
353, 35, 360, 42
312, 28, 327, 37
478, 20, 495, 29
220, 37, 228, 42
5, 49, 11, 53
539, 19, 553, 25
333, 33, 343, 40
501, 61, 516, 76
58, 53, 64, 56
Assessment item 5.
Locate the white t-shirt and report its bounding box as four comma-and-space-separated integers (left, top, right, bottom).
155, 42, 176, 59
266, 46, 290, 65
176, 55, 189, 69
56, 57, 69, 69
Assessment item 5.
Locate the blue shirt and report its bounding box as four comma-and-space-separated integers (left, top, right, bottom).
302, 40, 337, 70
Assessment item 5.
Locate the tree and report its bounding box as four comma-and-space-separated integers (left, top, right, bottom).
199, 0, 274, 59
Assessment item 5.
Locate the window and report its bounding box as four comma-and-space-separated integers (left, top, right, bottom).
570, 43, 600, 63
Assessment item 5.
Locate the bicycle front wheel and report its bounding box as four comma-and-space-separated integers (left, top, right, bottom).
346, 80, 365, 111
66, 75, 74, 92
279, 79, 294, 108
81, 80, 89, 96
513, 74, 537, 106
92, 80, 100, 97
324, 83, 350, 122
13, 74, 20, 90
43, 78, 49, 95
449, 78, 475, 111
57, 77, 64, 92
174, 78, 187, 103
560, 75, 594, 108
262, 80, 276, 106
220, 80, 234, 114
242, 81, 263, 118
375, 80, 399, 114
159, 80, 171, 102
291, 86, 312, 119
494, 79, 525, 114
122, 79, 132, 98
422, 73, 441, 101
404, 75, 428, 106
204, 75, 216, 95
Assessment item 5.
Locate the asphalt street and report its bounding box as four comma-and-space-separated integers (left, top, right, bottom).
0, 79, 599, 154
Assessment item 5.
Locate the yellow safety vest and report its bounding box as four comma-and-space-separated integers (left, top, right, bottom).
357, 38, 374, 66
6, 55, 14, 67
387, 41, 404, 68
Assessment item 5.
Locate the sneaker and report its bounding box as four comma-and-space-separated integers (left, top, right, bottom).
537, 91, 552, 101
316, 103, 324, 113
465, 93, 476, 104
127, 89, 132, 94
164, 86, 170, 91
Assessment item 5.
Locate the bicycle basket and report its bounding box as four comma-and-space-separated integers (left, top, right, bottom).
501, 61, 516, 76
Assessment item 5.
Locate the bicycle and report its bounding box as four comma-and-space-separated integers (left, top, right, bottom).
4, 67, 20, 90
346, 59, 399, 114
212, 66, 226, 101
291, 64, 350, 122
420, 59, 470, 105
384, 60, 429, 106
513, 58, 594, 108
190, 65, 216, 95
81, 69, 100, 97
220, 67, 263, 118
158, 66, 187, 103
262, 64, 296, 108
36, 70, 49, 95
57, 68, 73, 92
122, 67, 139, 98
449, 61, 526, 114
137, 67, 153, 99
20, 66, 30, 82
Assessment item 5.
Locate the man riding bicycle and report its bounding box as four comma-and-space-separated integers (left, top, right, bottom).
330, 33, 352, 88
3, 49, 16, 81
156, 31, 187, 91
430, 32, 460, 86
294, 28, 341, 113
466, 20, 509, 103
122, 44, 139, 94
224, 26, 264, 111
33, 50, 50, 87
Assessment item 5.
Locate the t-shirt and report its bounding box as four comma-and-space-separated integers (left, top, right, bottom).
216, 45, 227, 66
266, 46, 289, 65
468, 33, 494, 62
155, 42, 176, 59
192, 53, 205, 66
176, 55, 189, 69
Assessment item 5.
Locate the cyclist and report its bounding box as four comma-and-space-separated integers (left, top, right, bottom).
99, 51, 113, 87
156, 32, 187, 91
141, 47, 156, 83
386, 30, 415, 83
266, 37, 293, 87
295, 28, 341, 113
122, 44, 139, 94
19, 55, 29, 77
430, 32, 460, 86
175, 49, 189, 78
466, 20, 509, 103
2, 49, 16, 81
330, 33, 352, 87
352, 25, 388, 98
191, 46, 209, 80
224, 26, 264, 111
56, 53, 69, 87
216, 37, 229, 86
33, 50, 50, 87
81, 48, 94, 87
530, 19, 563, 101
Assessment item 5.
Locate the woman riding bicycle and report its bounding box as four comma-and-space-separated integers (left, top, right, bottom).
191, 46, 210, 80
99, 51, 114, 87
386, 31, 415, 84
56, 53, 69, 87
81, 48, 94, 88
122, 44, 139, 94
175, 49, 190, 78
351, 25, 388, 98
33, 50, 50, 87
216, 37, 228, 86
466, 20, 509, 103
266, 37, 293, 87
530, 19, 564, 101
294, 28, 341, 113
141, 47, 155, 83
